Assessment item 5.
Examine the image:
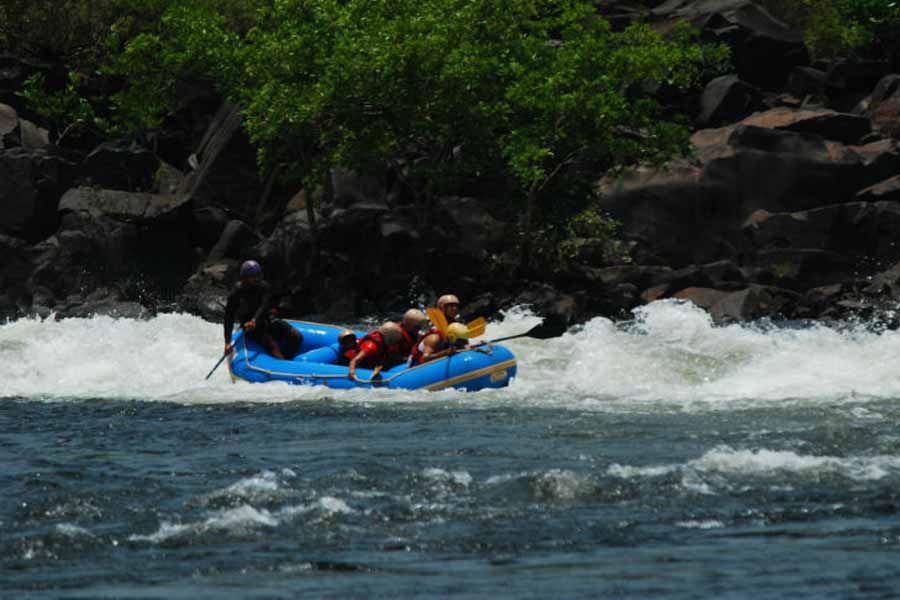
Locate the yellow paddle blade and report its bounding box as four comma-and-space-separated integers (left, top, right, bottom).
467, 317, 486, 339
426, 307, 448, 335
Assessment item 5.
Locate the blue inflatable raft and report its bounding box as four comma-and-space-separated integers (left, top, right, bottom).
227, 320, 517, 391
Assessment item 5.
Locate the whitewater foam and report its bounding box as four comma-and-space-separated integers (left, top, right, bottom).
129, 505, 278, 543
607, 445, 900, 490
4, 301, 900, 407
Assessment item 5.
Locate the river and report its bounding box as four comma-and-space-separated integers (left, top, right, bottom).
3, 301, 900, 598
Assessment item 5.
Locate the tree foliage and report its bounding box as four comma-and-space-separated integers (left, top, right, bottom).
762, 0, 900, 59
13, 0, 728, 267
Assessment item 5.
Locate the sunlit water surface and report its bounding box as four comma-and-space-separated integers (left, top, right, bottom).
3, 301, 900, 598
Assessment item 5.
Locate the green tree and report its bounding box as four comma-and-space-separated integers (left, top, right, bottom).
14, 0, 727, 271
233, 0, 726, 268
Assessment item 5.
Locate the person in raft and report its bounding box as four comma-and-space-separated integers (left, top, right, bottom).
436, 294, 461, 323
335, 329, 359, 366
399, 309, 427, 358
412, 322, 470, 365
347, 321, 405, 380
223, 260, 302, 359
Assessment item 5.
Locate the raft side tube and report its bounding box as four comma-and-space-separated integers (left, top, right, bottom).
228, 331, 516, 391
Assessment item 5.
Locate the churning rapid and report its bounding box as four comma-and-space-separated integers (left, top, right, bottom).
6, 301, 900, 598
2, 300, 900, 406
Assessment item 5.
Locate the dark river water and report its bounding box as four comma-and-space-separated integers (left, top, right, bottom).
3, 303, 900, 598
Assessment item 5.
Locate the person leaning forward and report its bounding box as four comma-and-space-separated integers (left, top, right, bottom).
399, 309, 427, 361
348, 321, 404, 380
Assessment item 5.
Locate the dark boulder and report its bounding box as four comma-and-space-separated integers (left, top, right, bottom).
652, 0, 808, 89
826, 59, 892, 96
17, 119, 50, 150
850, 138, 900, 185
864, 74, 900, 139
861, 262, 900, 297
786, 67, 826, 102
509, 283, 578, 329
700, 125, 872, 215
0, 234, 34, 319
871, 74, 900, 105
642, 260, 747, 301
425, 197, 510, 290
587, 265, 675, 290
62, 291, 149, 319
856, 175, 900, 203
254, 209, 316, 283
673, 284, 799, 321
0, 54, 25, 107
710, 285, 800, 321
0, 103, 18, 148
740, 107, 872, 144
597, 159, 742, 267
327, 167, 387, 209
191, 205, 231, 248
671, 286, 730, 311
59, 187, 191, 224
179, 261, 235, 321
751, 248, 856, 291
207, 219, 260, 262
0, 147, 74, 242
696, 75, 764, 127
0, 104, 50, 150
321, 202, 390, 251
742, 202, 900, 263
82, 141, 159, 191
47, 189, 196, 305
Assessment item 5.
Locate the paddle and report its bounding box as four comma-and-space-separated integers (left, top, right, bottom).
206, 330, 244, 380
425, 308, 486, 338
466, 317, 486, 338
476, 313, 568, 345
425, 307, 448, 335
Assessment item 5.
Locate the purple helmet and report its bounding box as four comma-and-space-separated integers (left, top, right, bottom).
239, 260, 262, 278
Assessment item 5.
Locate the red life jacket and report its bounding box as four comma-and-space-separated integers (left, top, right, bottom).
427, 326, 447, 342
356, 331, 405, 368
398, 326, 418, 360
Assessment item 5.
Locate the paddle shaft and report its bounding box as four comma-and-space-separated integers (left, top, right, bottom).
478, 317, 568, 345
206, 330, 244, 380
479, 332, 531, 344
205, 351, 230, 380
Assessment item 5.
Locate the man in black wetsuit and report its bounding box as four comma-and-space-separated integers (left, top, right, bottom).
224, 260, 300, 359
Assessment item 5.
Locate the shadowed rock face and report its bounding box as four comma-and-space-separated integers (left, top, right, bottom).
3, 4, 900, 326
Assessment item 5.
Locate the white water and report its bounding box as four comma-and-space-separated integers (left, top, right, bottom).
3, 300, 900, 408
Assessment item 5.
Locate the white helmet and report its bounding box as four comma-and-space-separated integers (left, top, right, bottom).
437, 294, 460, 309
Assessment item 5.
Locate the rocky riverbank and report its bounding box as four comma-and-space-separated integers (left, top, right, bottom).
2, 0, 900, 328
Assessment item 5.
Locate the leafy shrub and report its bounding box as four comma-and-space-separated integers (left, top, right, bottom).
760, 0, 900, 59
